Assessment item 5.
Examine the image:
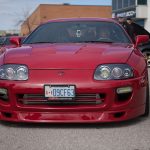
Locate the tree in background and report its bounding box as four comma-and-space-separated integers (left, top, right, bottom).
15, 7, 37, 35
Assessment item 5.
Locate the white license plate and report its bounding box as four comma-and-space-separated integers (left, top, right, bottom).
44, 85, 75, 98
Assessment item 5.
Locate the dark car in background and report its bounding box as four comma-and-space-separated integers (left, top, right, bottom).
0, 37, 5, 45
132, 23, 150, 66
0, 36, 25, 49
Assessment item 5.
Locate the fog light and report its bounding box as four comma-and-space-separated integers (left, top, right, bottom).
116, 87, 132, 94
0, 88, 8, 101
0, 88, 7, 95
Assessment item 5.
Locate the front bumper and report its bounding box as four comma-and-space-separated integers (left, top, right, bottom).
0, 105, 145, 123
0, 69, 147, 123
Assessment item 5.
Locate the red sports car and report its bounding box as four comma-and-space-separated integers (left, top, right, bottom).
0, 18, 149, 123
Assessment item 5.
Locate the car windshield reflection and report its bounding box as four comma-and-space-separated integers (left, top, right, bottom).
24, 21, 131, 44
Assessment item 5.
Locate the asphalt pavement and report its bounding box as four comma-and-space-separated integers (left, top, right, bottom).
0, 72, 150, 150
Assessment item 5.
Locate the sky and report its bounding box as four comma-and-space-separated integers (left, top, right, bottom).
0, 0, 111, 30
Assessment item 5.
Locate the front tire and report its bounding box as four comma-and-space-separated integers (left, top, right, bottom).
143, 51, 150, 67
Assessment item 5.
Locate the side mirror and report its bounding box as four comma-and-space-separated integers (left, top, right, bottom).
10, 36, 21, 47
135, 35, 149, 47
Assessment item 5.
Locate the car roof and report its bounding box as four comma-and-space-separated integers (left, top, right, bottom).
44, 18, 118, 24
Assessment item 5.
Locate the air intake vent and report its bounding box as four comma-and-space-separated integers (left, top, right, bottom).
17, 93, 105, 106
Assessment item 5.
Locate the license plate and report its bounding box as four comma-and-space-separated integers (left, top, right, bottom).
44, 85, 75, 98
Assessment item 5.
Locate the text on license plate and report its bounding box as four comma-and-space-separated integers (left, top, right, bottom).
44, 85, 75, 98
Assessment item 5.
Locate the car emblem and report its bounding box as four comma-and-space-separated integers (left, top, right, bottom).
57, 71, 65, 76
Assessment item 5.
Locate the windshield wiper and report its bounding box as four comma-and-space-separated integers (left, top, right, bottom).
80, 39, 114, 43
27, 40, 114, 44
28, 42, 55, 44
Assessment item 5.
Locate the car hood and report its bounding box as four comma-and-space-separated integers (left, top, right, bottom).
4, 43, 133, 69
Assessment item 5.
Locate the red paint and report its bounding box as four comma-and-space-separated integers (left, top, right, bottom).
135, 35, 149, 47
0, 18, 149, 123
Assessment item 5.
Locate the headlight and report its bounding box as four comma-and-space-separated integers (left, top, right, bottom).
94, 64, 133, 80
98, 66, 111, 79
0, 64, 28, 80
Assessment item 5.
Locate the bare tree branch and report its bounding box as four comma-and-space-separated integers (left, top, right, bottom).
14, 7, 36, 34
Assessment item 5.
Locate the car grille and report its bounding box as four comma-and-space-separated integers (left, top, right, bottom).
17, 93, 105, 106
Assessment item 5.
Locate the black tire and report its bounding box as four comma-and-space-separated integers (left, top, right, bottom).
142, 51, 150, 67
142, 85, 149, 117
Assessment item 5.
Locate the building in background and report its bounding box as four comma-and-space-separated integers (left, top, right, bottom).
112, 0, 150, 32
21, 4, 112, 35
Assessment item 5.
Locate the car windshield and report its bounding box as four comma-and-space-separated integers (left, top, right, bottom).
24, 21, 131, 44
